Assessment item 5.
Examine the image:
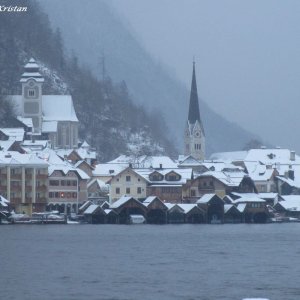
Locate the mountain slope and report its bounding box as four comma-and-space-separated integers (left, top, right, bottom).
0, 0, 175, 161
39, 0, 259, 154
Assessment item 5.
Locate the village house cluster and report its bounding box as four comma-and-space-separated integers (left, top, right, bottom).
1, 59, 300, 224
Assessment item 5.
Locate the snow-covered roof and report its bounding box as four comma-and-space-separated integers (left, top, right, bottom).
177, 155, 202, 166
0, 140, 17, 152
42, 95, 78, 122
197, 194, 218, 204
87, 178, 109, 192
77, 147, 96, 160
0, 195, 9, 207
108, 155, 177, 169
246, 148, 300, 164
165, 203, 179, 210
92, 163, 128, 177
0, 151, 48, 167
84, 204, 100, 214
232, 196, 266, 204
210, 151, 248, 161
48, 164, 90, 180
177, 203, 198, 214
224, 204, 237, 213
110, 196, 135, 209
201, 161, 243, 172
231, 192, 277, 201
42, 121, 58, 133
22, 140, 48, 150
237, 203, 247, 213
276, 175, 300, 189
0, 128, 24, 142
17, 117, 33, 128
246, 163, 275, 181
35, 148, 89, 180
197, 170, 247, 187
81, 141, 90, 148
142, 196, 157, 206
135, 168, 193, 185
11, 95, 78, 122
24, 58, 40, 69
79, 201, 92, 211
277, 195, 300, 211
104, 209, 116, 215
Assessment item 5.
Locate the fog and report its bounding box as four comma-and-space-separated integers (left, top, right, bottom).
111, 0, 300, 151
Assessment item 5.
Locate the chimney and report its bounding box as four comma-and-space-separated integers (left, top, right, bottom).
288, 169, 295, 180
129, 163, 132, 168
159, 163, 162, 169
290, 150, 296, 161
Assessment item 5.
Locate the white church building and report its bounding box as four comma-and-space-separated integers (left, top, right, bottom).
10, 58, 79, 149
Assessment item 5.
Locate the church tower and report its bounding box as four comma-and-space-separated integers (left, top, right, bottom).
20, 58, 44, 134
184, 61, 205, 160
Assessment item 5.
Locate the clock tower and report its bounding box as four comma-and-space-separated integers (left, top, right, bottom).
184, 61, 205, 160
20, 58, 44, 134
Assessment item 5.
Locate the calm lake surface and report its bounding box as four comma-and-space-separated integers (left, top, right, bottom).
0, 224, 299, 300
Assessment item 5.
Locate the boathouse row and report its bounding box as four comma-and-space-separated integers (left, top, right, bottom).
80, 194, 269, 225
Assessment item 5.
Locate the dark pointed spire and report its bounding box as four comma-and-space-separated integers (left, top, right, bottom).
188, 61, 201, 124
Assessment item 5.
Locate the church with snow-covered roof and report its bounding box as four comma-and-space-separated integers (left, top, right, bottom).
10, 58, 79, 149
184, 62, 205, 161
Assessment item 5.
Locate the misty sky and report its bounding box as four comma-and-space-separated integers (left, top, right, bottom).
111, 0, 300, 150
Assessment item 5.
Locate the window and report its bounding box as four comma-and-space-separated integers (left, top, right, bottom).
72, 181, 77, 186
126, 175, 131, 182
116, 187, 120, 194
28, 89, 35, 97
55, 192, 59, 198
137, 187, 142, 194
60, 192, 65, 198
191, 190, 196, 197
209, 181, 214, 187
61, 180, 66, 186
50, 180, 59, 186
72, 192, 77, 198
126, 187, 130, 194
67, 180, 71, 186
49, 192, 54, 198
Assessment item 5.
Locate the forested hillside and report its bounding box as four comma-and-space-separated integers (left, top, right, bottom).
40, 0, 260, 154
0, 0, 175, 161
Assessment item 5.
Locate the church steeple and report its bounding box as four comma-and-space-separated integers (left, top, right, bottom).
184, 61, 205, 160
188, 61, 200, 124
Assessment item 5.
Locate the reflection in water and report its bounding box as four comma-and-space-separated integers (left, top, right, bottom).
0, 224, 299, 300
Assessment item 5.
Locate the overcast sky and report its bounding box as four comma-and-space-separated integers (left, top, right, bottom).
111, 0, 300, 150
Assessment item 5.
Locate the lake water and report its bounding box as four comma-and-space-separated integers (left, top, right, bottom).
0, 224, 299, 300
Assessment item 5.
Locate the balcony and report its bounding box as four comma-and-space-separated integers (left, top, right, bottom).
10, 174, 22, 180
25, 186, 33, 192
36, 197, 47, 203
36, 185, 47, 192
36, 174, 48, 179
11, 185, 22, 192
10, 197, 21, 204
25, 198, 33, 204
